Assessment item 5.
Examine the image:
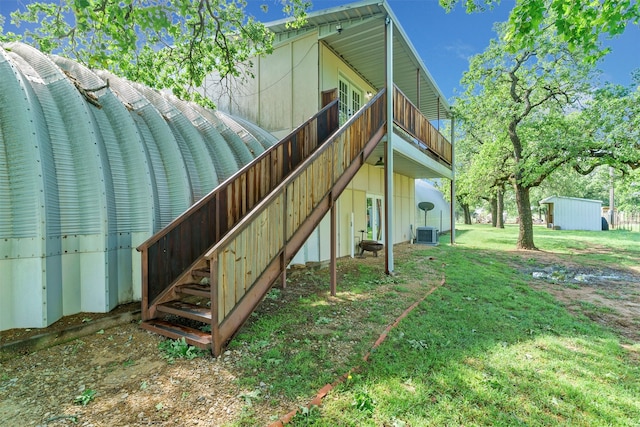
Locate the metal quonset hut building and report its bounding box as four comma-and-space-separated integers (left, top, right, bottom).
0, 42, 277, 331
415, 180, 451, 234
539, 196, 603, 231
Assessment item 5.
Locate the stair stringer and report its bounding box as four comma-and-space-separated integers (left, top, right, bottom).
205, 90, 387, 356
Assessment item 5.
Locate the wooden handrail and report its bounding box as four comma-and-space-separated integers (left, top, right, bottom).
205, 90, 387, 354
138, 99, 339, 312
392, 85, 452, 165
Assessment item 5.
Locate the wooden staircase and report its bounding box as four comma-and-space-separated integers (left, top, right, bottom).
137, 90, 386, 355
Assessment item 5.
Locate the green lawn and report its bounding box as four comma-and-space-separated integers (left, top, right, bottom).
228, 224, 640, 426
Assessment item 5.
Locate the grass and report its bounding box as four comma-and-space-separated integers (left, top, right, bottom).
225, 224, 640, 426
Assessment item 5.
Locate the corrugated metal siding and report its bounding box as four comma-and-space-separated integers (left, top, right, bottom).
9, 44, 107, 236
53, 56, 155, 233
96, 68, 193, 227
0, 50, 41, 239
226, 113, 279, 149
216, 111, 267, 156
191, 104, 257, 165
133, 84, 218, 201
169, 95, 240, 181
542, 196, 602, 231
557, 199, 601, 231
0, 42, 277, 330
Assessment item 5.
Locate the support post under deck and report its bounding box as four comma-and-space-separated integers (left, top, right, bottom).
384, 15, 394, 274
330, 197, 337, 296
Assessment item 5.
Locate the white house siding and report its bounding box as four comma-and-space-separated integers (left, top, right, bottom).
334, 166, 415, 259
0, 42, 277, 331
319, 43, 377, 106
540, 196, 602, 231
205, 32, 319, 139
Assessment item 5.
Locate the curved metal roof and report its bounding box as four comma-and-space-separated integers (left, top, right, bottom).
0, 42, 277, 331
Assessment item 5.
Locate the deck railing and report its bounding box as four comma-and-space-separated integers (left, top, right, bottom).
137, 100, 339, 316
393, 85, 452, 164
205, 90, 387, 354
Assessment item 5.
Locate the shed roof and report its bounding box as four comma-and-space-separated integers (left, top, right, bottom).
266, 0, 452, 121
539, 196, 603, 205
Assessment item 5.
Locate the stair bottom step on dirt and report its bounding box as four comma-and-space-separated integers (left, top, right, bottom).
141, 319, 211, 350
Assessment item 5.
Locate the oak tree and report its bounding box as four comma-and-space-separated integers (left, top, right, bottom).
1, 0, 309, 105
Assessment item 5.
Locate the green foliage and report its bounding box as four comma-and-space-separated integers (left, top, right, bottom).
580, 80, 640, 176
1, 0, 310, 105
289, 405, 322, 425
351, 389, 375, 413
454, 25, 592, 246
440, 0, 640, 61
158, 337, 206, 363
74, 388, 96, 406
453, 14, 638, 248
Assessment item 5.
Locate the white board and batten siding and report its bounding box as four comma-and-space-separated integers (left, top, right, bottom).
539, 196, 602, 231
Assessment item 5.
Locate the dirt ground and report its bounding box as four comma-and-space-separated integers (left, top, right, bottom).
0, 247, 422, 427
1, 243, 638, 426
518, 249, 640, 343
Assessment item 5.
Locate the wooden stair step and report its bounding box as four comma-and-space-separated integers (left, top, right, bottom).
191, 268, 210, 278
178, 282, 211, 298
141, 319, 211, 350
156, 301, 212, 323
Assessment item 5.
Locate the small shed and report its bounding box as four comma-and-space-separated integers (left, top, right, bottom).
539, 196, 603, 231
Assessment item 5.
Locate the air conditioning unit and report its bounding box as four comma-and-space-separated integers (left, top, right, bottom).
415, 226, 439, 245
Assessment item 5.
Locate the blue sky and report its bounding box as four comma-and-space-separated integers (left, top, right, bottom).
1, 0, 638, 101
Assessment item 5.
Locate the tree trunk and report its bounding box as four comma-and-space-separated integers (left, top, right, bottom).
490, 196, 498, 227
514, 182, 536, 249
497, 187, 504, 228
461, 203, 472, 224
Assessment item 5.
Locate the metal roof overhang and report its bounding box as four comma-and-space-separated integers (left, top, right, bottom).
267, 0, 452, 122
267, 0, 453, 179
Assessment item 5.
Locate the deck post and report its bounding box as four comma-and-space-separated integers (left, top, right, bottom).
210, 252, 222, 357
140, 248, 149, 320
281, 187, 288, 289
330, 195, 337, 296
450, 116, 456, 245
384, 15, 394, 274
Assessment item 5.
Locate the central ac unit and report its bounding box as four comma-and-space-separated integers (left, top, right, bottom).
415, 226, 438, 245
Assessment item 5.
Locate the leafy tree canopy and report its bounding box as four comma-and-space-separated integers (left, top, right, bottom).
440, 0, 639, 61
0, 0, 310, 105
454, 12, 638, 248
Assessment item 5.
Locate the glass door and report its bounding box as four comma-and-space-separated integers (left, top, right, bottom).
338, 75, 363, 126
366, 195, 383, 242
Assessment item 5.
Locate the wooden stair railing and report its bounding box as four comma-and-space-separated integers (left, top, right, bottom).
137, 99, 339, 321
140, 90, 386, 354
392, 85, 452, 165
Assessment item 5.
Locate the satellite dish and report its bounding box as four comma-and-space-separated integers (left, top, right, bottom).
418, 201, 435, 226
418, 202, 435, 212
